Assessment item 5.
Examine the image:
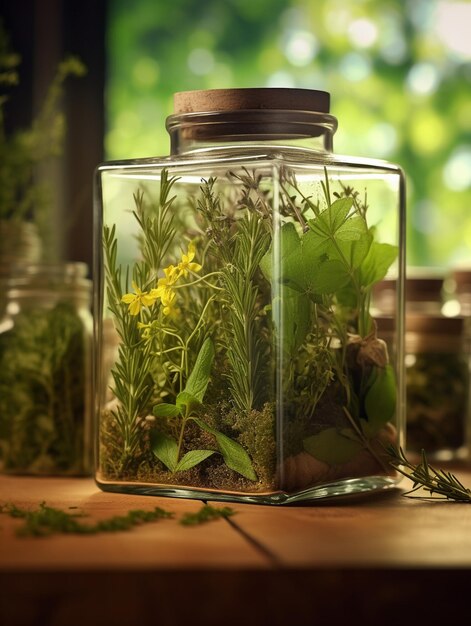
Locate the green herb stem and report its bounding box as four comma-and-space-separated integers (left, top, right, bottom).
387, 445, 471, 502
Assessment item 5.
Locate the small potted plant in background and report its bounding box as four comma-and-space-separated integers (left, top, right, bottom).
0, 20, 93, 477
0, 19, 86, 280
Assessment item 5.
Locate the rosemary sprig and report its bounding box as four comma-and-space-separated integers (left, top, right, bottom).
102, 172, 179, 472
221, 212, 270, 413
196, 178, 271, 414
387, 445, 471, 502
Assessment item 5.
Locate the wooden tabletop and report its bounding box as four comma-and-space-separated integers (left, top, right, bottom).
1, 467, 471, 626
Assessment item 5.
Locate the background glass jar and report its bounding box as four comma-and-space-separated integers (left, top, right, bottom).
0, 262, 93, 475
94, 88, 406, 503
372, 271, 445, 317
405, 314, 470, 461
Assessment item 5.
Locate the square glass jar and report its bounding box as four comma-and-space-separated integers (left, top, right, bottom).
94, 88, 406, 503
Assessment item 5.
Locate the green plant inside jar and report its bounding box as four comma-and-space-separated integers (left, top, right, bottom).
101, 167, 399, 494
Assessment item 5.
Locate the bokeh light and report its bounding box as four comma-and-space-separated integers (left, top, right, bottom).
106, 0, 471, 269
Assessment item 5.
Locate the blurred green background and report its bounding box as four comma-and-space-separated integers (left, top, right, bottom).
105, 0, 471, 269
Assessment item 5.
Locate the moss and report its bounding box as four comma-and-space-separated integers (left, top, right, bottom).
100, 398, 277, 492
1, 501, 172, 536
232, 402, 276, 488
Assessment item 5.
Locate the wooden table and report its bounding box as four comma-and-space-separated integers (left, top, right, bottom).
1, 467, 471, 626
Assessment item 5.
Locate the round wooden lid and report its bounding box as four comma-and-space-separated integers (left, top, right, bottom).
173, 88, 330, 115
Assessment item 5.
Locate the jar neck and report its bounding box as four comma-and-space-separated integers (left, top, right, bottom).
4, 261, 91, 309
166, 109, 338, 156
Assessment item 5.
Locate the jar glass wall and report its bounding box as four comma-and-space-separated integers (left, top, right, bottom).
94, 89, 406, 503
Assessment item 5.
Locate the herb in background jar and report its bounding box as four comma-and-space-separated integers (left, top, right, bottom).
405, 315, 470, 461
0, 263, 92, 475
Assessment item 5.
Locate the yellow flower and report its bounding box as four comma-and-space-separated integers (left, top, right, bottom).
177, 242, 202, 277
162, 264, 180, 285
121, 281, 157, 316
161, 289, 179, 317
137, 320, 160, 342
149, 283, 174, 303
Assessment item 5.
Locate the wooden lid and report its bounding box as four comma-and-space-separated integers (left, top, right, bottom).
173, 88, 330, 115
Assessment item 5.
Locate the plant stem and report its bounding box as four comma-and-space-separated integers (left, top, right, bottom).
342, 407, 390, 474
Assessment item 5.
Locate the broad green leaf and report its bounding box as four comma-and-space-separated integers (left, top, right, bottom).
303, 427, 363, 465
310, 258, 351, 294
175, 449, 215, 472
310, 197, 354, 237
272, 286, 311, 356
364, 364, 397, 435
280, 245, 309, 292
259, 222, 300, 281
282, 242, 350, 296
279, 222, 301, 255
184, 337, 215, 402
192, 418, 257, 481
307, 211, 370, 271
335, 281, 357, 308
336, 216, 368, 242
301, 228, 331, 260
176, 391, 201, 413
259, 247, 272, 282
328, 197, 354, 232
359, 242, 398, 289
153, 403, 181, 418
151, 431, 178, 472
334, 231, 372, 269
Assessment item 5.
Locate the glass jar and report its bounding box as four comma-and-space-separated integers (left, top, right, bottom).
94, 88, 406, 503
405, 314, 470, 461
0, 262, 93, 475
442, 268, 471, 318
0, 220, 42, 319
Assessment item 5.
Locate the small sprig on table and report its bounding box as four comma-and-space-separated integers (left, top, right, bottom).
0, 501, 173, 537
387, 445, 471, 503
0, 501, 237, 536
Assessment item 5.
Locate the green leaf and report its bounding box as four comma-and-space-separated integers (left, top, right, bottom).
260, 222, 300, 282
310, 258, 351, 294
150, 431, 178, 472
280, 245, 308, 291
309, 197, 354, 237
364, 364, 397, 434
303, 427, 363, 465
153, 403, 181, 418
359, 242, 398, 288
175, 449, 215, 472
334, 230, 372, 269
272, 285, 311, 356
192, 418, 257, 481
183, 337, 215, 402
282, 240, 350, 296
336, 215, 368, 241
176, 391, 201, 413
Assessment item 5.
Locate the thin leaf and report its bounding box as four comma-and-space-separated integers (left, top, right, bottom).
175, 449, 215, 472
192, 418, 257, 481
364, 364, 396, 434
303, 428, 363, 465
176, 391, 201, 413
153, 403, 181, 418
150, 431, 178, 472
359, 241, 398, 288
184, 337, 215, 402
